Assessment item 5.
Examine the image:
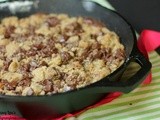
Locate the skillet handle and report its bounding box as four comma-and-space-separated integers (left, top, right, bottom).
119, 51, 152, 93
92, 50, 152, 93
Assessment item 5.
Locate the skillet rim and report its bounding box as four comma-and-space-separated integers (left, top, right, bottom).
0, 0, 138, 98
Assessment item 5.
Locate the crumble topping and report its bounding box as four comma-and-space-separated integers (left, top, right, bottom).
0, 13, 125, 96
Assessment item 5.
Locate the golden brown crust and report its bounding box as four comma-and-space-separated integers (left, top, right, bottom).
0, 13, 125, 96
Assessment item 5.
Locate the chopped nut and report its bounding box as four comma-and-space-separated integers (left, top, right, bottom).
84, 17, 104, 27
49, 55, 62, 67
22, 87, 34, 96
44, 67, 56, 79
46, 17, 60, 27
42, 79, 53, 92
8, 60, 19, 72
114, 49, 125, 60
4, 26, 15, 38
35, 26, 52, 36
61, 52, 72, 64
5, 81, 18, 90
32, 66, 46, 82
30, 82, 43, 95
0, 39, 10, 46
18, 77, 31, 87
0, 59, 4, 68
64, 22, 83, 36
40, 90, 45, 95
40, 61, 48, 67
55, 43, 62, 51
3, 60, 11, 71
63, 85, 71, 92
5, 41, 19, 57
2, 72, 22, 83
15, 86, 22, 93
0, 13, 125, 95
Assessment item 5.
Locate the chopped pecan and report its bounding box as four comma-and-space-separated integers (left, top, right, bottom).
84, 18, 105, 27
39, 61, 48, 67
100, 48, 112, 60
33, 43, 45, 50
3, 59, 12, 71
53, 68, 62, 79
79, 45, 92, 62
4, 26, 15, 38
46, 17, 60, 27
18, 77, 31, 87
53, 80, 62, 93
20, 63, 30, 73
64, 22, 83, 36
2, 80, 18, 90
114, 49, 125, 60
60, 72, 68, 80
88, 49, 100, 61
72, 22, 83, 34
24, 64, 30, 72
63, 34, 69, 41
91, 42, 101, 50
65, 74, 83, 89
91, 32, 103, 39
42, 79, 53, 92
26, 50, 37, 56
41, 47, 58, 57
61, 52, 72, 64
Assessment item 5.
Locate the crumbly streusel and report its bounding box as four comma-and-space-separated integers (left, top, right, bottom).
0, 13, 125, 96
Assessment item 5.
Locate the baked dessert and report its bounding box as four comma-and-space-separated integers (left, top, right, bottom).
0, 13, 125, 96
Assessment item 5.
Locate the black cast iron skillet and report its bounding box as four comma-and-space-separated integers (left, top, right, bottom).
0, 0, 151, 119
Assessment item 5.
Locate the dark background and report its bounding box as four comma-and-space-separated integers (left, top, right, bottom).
108, 0, 160, 53
108, 0, 160, 33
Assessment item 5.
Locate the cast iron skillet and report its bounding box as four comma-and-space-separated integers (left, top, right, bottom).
0, 0, 151, 119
